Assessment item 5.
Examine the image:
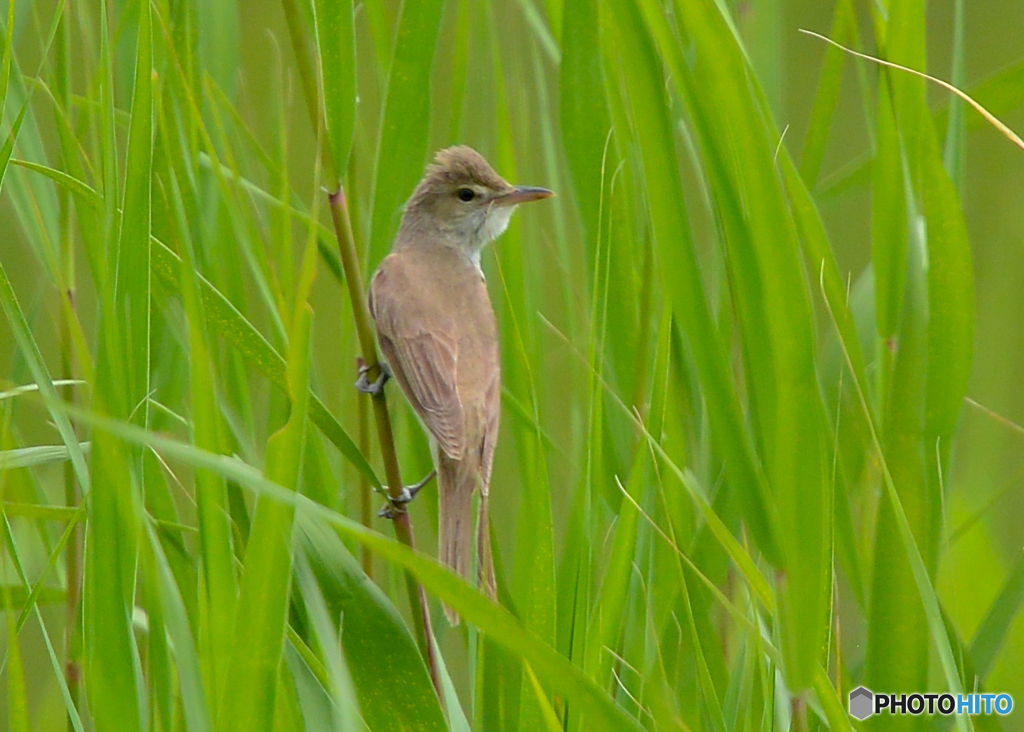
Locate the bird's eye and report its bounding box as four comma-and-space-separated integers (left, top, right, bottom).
456, 187, 476, 202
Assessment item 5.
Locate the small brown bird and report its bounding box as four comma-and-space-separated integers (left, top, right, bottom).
365, 146, 552, 624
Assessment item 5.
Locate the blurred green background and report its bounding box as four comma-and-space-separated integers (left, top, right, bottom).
0, 0, 1022, 729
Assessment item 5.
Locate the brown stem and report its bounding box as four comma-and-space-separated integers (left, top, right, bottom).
277, 0, 439, 694
61, 291, 82, 731
792, 695, 809, 732
56, 8, 82, 723
357, 373, 372, 577
329, 187, 441, 696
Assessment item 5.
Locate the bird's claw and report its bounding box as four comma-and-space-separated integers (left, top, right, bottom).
376, 469, 437, 520
355, 360, 391, 395
377, 488, 413, 519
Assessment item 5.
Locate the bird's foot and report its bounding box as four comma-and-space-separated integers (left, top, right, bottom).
378, 469, 437, 519
355, 359, 391, 395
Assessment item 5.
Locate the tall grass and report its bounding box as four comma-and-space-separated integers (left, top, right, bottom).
1, 0, 1022, 730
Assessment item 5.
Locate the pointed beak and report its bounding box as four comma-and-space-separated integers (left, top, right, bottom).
494, 185, 555, 207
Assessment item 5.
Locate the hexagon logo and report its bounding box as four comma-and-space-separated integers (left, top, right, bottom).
849, 686, 874, 720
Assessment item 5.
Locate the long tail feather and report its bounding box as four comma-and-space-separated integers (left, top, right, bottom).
438, 454, 474, 625
477, 491, 496, 600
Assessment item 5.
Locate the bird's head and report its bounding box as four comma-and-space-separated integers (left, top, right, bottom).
401, 146, 553, 257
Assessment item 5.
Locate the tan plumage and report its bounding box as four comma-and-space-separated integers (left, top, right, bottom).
368, 146, 552, 624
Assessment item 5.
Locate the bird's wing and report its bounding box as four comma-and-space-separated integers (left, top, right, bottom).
370, 263, 464, 460
478, 363, 500, 492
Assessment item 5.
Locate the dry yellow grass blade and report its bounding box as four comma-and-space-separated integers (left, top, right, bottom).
800, 29, 1024, 154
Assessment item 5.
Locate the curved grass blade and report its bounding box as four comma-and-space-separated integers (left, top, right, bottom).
299, 520, 448, 731
0, 442, 91, 469
820, 251, 974, 732
646, 0, 834, 689
604, 0, 782, 569
538, 315, 776, 613
66, 410, 646, 732
293, 558, 364, 732
0, 101, 29, 193
801, 31, 1024, 154
10, 159, 101, 208
0, 257, 89, 493
969, 551, 1024, 681
149, 235, 380, 490
818, 57, 1024, 199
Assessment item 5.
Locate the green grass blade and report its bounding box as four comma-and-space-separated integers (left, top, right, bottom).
799, 0, 857, 186
0, 442, 90, 469
584, 420, 651, 685
4, 591, 29, 732
139, 529, 174, 732
84, 432, 143, 732
943, 0, 966, 188
669, 536, 727, 732
144, 521, 214, 732
114, 0, 153, 420
293, 557, 364, 732
98, 0, 118, 274
822, 220, 973, 732
0, 0, 15, 113
1, 516, 83, 732
0, 101, 28, 194
654, 0, 833, 688
560, 0, 611, 243
811, 664, 855, 732
220, 306, 312, 731
313, 0, 356, 188
65, 411, 646, 732
1, 502, 79, 522
435, 636, 472, 732
161, 142, 238, 714
523, 662, 564, 732
921, 158, 975, 443
863, 5, 975, 723
819, 57, 1024, 199
604, 0, 782, 568
0, 258, 89, 492
149, 235, 379, 489
367, 0, 445, 264
969, 551, 1024, 681
78, 9, 153, 725
299, 520, 448, 731
10, 159, 102, 208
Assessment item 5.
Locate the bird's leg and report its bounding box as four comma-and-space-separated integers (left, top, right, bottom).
355, 358, 391, 395
378, 468, 437, 519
